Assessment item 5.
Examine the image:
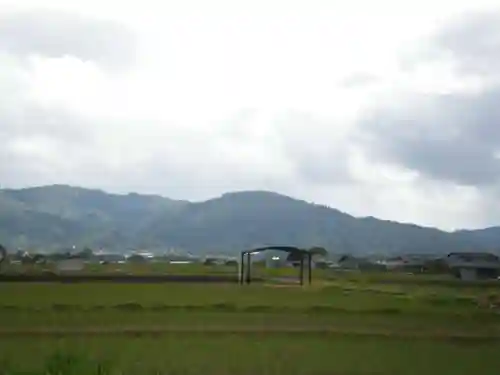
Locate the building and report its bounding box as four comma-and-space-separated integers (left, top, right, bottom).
265, 255, 290, 268
383, 254, 435, 273
56, 258, 85, 273
336, 255, 384, 271
97, 253, 126, 264
446, 252, 500, 281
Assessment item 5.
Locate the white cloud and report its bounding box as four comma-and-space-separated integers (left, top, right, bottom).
1, 0, 500, 230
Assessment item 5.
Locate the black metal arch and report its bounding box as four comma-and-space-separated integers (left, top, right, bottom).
239, 246, 312, 285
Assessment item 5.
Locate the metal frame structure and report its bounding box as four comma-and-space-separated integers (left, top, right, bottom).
239, 246, 312, 285
0, 244, 6, 270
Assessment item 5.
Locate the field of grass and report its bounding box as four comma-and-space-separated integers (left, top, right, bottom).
1, 269, 500, 374
5, 260, 499, 286
3, 260, 333, 280
2, 335, 500, 375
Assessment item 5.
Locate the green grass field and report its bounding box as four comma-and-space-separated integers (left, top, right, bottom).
1, 267, 500, 374
2, 335, 499, 375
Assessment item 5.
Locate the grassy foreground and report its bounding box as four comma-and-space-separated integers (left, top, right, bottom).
1, 335, 500, 375
1, 277, 499, 374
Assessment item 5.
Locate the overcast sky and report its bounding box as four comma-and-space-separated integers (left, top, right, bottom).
1, 0, 500, 230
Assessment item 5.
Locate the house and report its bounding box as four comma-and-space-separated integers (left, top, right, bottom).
56, 258, 85, 273
446, 252, 500, 281
265, 254, 290, 268
337, 255, 361, 269
311, 258, 333, 269
203, 256, 231, 266
97, 253, 126, 264
337, 255, 384, 271
127, 253, 149, 263
384, 254, 431, 273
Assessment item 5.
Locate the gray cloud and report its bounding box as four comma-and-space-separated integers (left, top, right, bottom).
0, 9, 136, 67
0, 98, 355, 202
0, 102, 100, 188
339, 73, 379, 88
0, 105, 95, 145
360, 90, 500, 186
434, 11, 500, 78
274, 112, 354, 186
358, 11, 500, 187
0, 58, 95, 145
3, 4, 500, 231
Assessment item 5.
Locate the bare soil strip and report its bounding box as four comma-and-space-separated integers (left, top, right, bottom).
1, 326, 499, 341
0, 274, 243, 283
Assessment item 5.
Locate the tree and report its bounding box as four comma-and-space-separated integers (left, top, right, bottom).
203, 258, 217, 266
77, 247, 94, 260
46, 252, 71, 262
309, 247, 328, 257
127, 254, 146, 263
20, 253, 34, 264
0, 244, 6, 268
423, 258, 450, 274
286, 250, 305, 263
32, 254, 46, 264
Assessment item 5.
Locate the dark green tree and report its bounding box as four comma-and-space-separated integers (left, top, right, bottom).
77, 247, 94, 259
286, 250, 305, 263
309, 246, 328, 257
127, 254, 146, 263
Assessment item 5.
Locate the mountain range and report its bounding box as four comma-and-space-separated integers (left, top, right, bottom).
1, 185, 499, 255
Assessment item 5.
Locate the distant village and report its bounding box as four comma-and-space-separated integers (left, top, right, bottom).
5, 247, 500, 282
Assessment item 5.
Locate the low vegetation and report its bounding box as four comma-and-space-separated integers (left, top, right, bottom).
1, 271, 500, 374
2, 335, 500, 375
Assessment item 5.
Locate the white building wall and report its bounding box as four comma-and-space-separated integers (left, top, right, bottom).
56, 259, 85, 272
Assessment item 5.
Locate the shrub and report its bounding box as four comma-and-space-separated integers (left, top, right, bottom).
211, 302, 237, 311
244, 305, 274, 312
113, 302, 143, 311
52, 304, 81, 312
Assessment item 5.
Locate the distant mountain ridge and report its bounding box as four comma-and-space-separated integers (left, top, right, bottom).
0, 185, 499, 255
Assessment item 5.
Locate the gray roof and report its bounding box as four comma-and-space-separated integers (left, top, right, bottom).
446, 252, 500, 269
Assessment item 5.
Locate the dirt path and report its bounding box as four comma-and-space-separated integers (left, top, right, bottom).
0, 274, 242, 283
1, 326, 499, 341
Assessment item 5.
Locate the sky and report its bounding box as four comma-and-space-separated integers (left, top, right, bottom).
1, 0, 500, 230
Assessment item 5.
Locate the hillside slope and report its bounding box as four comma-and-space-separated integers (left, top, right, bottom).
0, 185, 497, 254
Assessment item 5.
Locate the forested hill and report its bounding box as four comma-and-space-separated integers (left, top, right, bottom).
1, 185, 499, 254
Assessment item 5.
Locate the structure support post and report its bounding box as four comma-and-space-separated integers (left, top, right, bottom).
246, 252, 251, 284
239, 252, 245, 284
299, 255, 304, 285
308, 253, 312, 285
